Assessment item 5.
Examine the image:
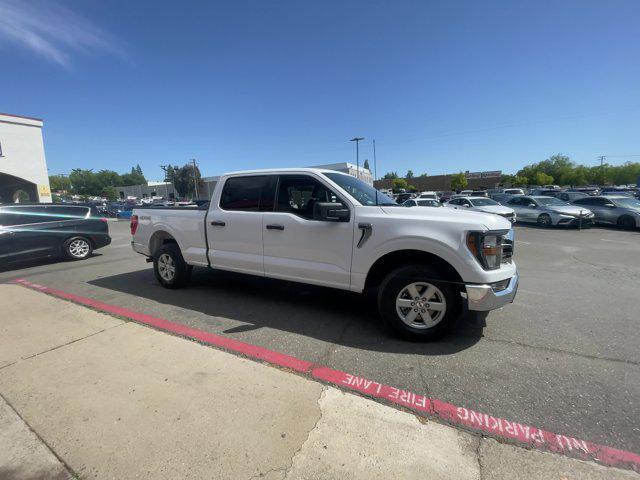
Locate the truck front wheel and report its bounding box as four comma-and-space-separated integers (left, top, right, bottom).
153, 243, 192, 288
377, 265, 460, 341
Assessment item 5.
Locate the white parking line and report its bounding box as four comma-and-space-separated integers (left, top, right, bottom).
515, 240, 531, 245
111, 243, 133, 248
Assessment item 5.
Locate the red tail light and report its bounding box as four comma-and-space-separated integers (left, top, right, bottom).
130, 215, 139, 235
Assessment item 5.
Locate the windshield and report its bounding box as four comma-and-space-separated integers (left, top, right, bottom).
470, 198, 498, 206
535, 197, 567, 206
323, 172, 396, 206
613, 197, 640, 208
417, 199, 441, 207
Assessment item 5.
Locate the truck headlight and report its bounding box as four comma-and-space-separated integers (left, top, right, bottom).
467, 231, 505, 270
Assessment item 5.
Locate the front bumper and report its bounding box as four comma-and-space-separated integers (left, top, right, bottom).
462, 272, 519, 311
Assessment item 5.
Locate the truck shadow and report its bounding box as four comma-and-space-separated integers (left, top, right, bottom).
89, 267, 484, 356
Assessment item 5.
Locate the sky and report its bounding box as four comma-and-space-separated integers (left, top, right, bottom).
1, 0, 639, 181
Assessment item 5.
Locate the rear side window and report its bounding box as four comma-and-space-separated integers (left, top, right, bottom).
0, 206, 49, 225
220, 176, 276, 212
46, 206, 90, 219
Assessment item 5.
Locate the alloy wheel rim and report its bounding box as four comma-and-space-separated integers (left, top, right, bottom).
69, 239, 90, 258
395, 282, 447, 329
158, 253, 176, 281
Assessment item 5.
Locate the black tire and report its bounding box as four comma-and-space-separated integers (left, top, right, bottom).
153, 243, 192, 288
617, 215, 636, 230
537, 214, 552, 228
62, 236, 93, 260
377, 265, 461, 341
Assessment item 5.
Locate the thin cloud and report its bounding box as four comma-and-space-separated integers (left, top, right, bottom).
0, 0, 124, 67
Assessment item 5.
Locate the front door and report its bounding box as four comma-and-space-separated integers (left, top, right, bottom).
262, 174, 354, 289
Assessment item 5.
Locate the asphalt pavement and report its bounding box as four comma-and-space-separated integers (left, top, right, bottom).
1, 220, 639, 453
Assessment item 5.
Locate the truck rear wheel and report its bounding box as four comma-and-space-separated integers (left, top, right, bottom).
153, 243, 192, 288
377, 265, 460, 341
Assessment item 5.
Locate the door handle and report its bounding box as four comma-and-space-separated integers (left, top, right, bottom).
210, 221, 226, 227
266, 224, 284, 231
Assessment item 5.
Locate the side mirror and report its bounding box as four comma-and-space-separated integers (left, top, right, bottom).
313, 202, 350, 222
605, 203, 615, 208
528, 204, 537, 209
462, 204, 470, 208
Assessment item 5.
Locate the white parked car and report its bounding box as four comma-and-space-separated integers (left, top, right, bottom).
131, 168, 518, 341
403, 198, 442, 208
418, 191, 439, 200
446, 197, 516, 223
502, 188, 525, 196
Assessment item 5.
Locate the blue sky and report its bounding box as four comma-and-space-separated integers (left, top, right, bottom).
1, 0, 639, 180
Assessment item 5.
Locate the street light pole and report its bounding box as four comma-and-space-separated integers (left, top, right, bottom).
350, 137, 364, 179
191, 159, 199, 200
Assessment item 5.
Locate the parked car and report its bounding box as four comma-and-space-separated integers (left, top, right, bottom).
446, 197, 516, 223
567, 187, 600, 196
131, 168, 518, 341
403, 199, 442, 208
116, 205, 136, 219
555, 191, 589, 202
470, 190, 489, 198
395, 192, 414, 204
490, 193, 520, 205
502, 188, 525, 196
506, 195, 594, 227
459, 190, 473, 196
530, 188, 561, 197
0, 203, 110, 264
571, 196, 640, 229
417, 191, 439, 200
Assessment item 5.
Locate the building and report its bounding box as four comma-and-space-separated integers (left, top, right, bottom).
114, 181, 178, 201
374, 170, 502, 192
0, 112, 51, 203
311, 162, 373, 185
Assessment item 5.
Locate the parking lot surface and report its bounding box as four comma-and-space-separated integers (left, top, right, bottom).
1, 221, 639, 452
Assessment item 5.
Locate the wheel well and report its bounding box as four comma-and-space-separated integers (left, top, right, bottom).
364, 250, 463, 291
149, 231, 178, 257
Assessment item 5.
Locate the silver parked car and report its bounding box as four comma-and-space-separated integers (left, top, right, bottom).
571, 195, 640, 229
446, 196, 516, 223
403, 198, 442, 208
506, 195, 594, 227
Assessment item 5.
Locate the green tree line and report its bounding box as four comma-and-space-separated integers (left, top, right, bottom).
49, 165, 146, 200
503, 154, 640, 187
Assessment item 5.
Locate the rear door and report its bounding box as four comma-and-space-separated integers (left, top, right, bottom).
0, 206, 58, 261
262, 174, 354, 289
207, 175, 276, 276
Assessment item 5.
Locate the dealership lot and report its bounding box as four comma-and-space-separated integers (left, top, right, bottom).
1, 221, 639, 453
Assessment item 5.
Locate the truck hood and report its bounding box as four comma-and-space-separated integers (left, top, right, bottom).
380, 206, 512, 231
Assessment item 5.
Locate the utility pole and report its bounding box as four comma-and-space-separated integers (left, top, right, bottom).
598, 155, 606, 186
350, 137, 364, 179
191, 159, 199, 200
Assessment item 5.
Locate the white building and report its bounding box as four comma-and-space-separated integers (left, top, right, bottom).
311, 162, 373, 185
0, 112, 51, 203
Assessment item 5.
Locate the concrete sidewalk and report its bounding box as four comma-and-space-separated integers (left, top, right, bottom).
0, 284, 637, 480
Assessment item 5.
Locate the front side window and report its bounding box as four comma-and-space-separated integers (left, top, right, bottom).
323, 172, 395, 206
276, 175, 341, 220
470, 198, 498, 207
536, 197, 567, 206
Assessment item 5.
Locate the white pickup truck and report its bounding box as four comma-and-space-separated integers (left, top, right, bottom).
131, 168, 518, 341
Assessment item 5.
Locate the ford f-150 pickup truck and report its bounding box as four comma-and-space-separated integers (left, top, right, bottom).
131, 168, 518, 341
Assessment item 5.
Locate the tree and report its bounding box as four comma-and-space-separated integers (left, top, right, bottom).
513, 176, 528, 186
363, 159, 370, 171
392, 178, 408, 192
406, 170, 414, 179
533, 172, 554, 186
407, 185, 418, 192
173, 163, 204, 199
121, 166, 146, 186
418, 172, 428, 177
102, 186, 118, 201
69, 169, 101, 196
383, 171, 399, 179
49, 175, 71, 192
450, 172, 468, 191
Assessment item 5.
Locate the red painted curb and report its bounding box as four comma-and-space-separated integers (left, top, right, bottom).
11, 278, 640, 473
